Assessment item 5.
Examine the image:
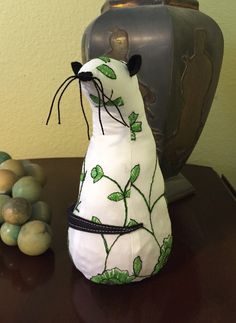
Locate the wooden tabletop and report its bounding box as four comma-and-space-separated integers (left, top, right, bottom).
0, 158, 236, 323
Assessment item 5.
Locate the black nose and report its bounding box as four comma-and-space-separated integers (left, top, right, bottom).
78, 72, 93, 82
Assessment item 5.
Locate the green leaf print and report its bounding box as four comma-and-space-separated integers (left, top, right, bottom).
127, 219, 139, 227
108, 192, 124, 202
91, 165, 104, 183
130, 164, 140, 184
89, 94, 100, 105
89, 94, 124, 107
99, 56, 111, 63
96, 64, 117, 79
131, 122, 142, 133
128, 112, 142, 141
91, 268, 135, 285
153, 235, 173, 275
109, 96, 124, 107
125, 188, 131, 198
128, 112, 139, 125
91, 216, 102, 224
131, 132, 136, 141
133, 256, 142, 277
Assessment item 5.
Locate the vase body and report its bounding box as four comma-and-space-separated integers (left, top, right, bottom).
82, 0, 223, 179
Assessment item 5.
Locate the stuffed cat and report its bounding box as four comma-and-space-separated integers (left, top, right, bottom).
60, 55, 172, 284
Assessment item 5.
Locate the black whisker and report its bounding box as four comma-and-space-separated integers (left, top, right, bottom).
46, 69, 129, 141
93, 80, 108, 135
94, 80, 104, 135
57, 77, 77, 124
79, 80, 91, 140
109, 90, 114, 100
93, 79, 123, 129
93, 77, 129, 128
46, 75, 76, 125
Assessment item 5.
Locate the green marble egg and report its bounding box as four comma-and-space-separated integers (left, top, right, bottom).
0, 169, 17, 194
12, 176, 42, 203
0, 151, 11, 165
2, 197, 31, 225
24, 163, 47, 187
0, 159, 25, 179
0, 223, 21, 246
0, 195, 11, 224
17, 220, 52, 256
31, 201, 51, 223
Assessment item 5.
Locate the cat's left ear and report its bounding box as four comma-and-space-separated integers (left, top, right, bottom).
71, 62, 83, 75
127, 55, 142, 77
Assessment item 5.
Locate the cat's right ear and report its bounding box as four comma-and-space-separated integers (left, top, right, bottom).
71, 62, 83, 75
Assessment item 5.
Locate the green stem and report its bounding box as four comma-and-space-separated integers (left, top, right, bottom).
123, 197, 128, 227
131, 184, 161, 248
123, 179, 131, 226
103, 175, 123, 192
103, 175, 129, 227
132, 184, 151, 212
149, 155, 157, 206
143, 225, 160, 248
142, 226, 154, 235
76, 160, 87, 211
101, 234, 109, 254
150, 194, 164, 213
103, 234, 121, 271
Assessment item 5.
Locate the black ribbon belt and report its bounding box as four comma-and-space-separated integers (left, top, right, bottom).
68, 205, 143, 235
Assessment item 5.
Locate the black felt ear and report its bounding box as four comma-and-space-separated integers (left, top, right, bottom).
71, 62, 83, 75
127, 55, 142, 77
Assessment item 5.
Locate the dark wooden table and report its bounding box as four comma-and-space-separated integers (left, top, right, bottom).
0, 158, 236, 323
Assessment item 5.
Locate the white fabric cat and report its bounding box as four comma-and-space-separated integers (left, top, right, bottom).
68, 55, 172, 284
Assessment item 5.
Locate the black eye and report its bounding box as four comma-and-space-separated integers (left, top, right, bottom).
71, 62, 83, 75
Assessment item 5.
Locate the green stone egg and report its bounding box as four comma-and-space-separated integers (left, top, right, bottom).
12, 176, 42, 204
17, 220, 52, 256
0, 159, 25, 179
0, 151, 11, 165
0, 169, 17, 194
24, 163, 47, 187
0, 223, 21, 246
31, 201, 51, 223
2, 197, 31, 225
0, 195, 11, 224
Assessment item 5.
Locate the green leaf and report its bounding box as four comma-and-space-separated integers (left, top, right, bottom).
131, 122, 142, 133
131, 132, 136, 141
90, 94, 124, 108
153, 235, 173, 275
90, 268, 135, 285
80, 171, 86, 182
130, 164, 140, 184
91, 165, 104, 183
91, 216, 101, 224
127, 219, 139, 227
133, 256, 142, 276
128, 112, 139, 125
106, 96, 124, 107
89, 94, 100, 105
99, 56, 111, 63
107, 192, 124, 202
96, 64, 117, 79
125, 188, 131, 198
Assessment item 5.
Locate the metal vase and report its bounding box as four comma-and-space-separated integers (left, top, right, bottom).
81, 0, 224, 179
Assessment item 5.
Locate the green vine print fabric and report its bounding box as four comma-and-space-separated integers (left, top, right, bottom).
68, 57, 172, 284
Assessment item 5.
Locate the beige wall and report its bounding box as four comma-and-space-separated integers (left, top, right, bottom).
0, 0, 235, 187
